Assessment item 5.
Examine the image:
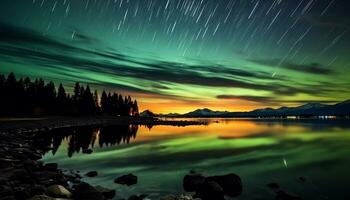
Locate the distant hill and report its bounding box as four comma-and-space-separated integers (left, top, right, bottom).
183, 108, 230, 117
140, 110, 156, 118
161, 100, 350, 118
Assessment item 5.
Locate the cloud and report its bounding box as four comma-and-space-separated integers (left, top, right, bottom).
0, 22, 339, 99
217, 95, 274, 103
284, 62, 334, 75
249, 58, 336, 75
73, 33, 98, 44
0, 23, 278, 90
216, 94, 339, 105
0, 22, 75, 51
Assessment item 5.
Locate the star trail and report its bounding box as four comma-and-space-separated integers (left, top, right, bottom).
0, 0, 349, 113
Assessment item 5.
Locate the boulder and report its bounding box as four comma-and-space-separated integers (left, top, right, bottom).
128, 195, 142, 200
30, 185, 47, 196
276, 190, 302, 200
114, 174, 137, 186
47, 185, 72, 198
95, 186, 116, 199
298, 177, 306, 182
28, 195, 55, 200
44, 163, 58, 171
22, 160, 40, 171
267, 182, 279, 189
13, 186, 31, 199
73, 182, 105, 200
10, 168, 28, 180
85, 171, 98, 177
178, 194, 200, 200
206, 173, 242, 197
82, 149, 93, 154
127, 194, 148, 200
183, 174, 205, 192
194, 181, 225, 200
160, 195, 177, 200
1, 196, 16, 200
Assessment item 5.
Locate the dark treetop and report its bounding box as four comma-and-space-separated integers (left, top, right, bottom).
0, 72, 139, 117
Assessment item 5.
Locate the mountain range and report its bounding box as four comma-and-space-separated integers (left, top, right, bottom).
159, 100, 350, 118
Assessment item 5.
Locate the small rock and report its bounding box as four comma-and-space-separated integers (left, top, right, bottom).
127, 194, 149, 200
0, 196, 16, 200
11, 169, 28, 180
23, 160, 39, 171
85, 171, 98, 177
276, 190, 302, 200
44, 163, 58, 171
0, 158, 15, 168
114, 174, 137, 186
139, 194, 149, 199
0, 177, 7, 185
73, 182, 105, 200
128, 195, 142, 200
160, 194, 177, 200
298, 177, 306, 182
30, 185, 47, 196
13, 186, 31, 199
82, 149, 93, 154
27, 195, 55, 200
267, 182, 280, 189
206, 173, 242, 197
178, 194, 198, 200
95, 186, 116, 199
183, 174, 205, 192
194, 181, 225, 200
47, 185, 72, 198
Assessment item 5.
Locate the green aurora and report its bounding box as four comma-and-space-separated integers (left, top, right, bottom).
0, 0, 349, 113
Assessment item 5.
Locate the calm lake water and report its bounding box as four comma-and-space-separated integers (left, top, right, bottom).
42, 119, 350, 199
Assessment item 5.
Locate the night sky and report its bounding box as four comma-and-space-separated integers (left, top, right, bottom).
0, 0, 349, 113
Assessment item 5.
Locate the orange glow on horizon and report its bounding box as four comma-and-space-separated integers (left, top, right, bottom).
131, 119, 309, 143
123, 92, 315, 114
135, 96, 284, 114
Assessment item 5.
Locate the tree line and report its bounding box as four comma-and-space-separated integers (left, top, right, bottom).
0, 72, 139, 116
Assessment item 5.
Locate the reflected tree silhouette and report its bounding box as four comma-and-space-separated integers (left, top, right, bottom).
40, 125, 140, 157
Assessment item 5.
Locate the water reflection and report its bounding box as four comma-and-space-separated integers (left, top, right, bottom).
42, 119, 350, 158
41, 119, 350, 200
43, 125, 139, 157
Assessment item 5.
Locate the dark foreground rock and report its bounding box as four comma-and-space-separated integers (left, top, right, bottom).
47, 184, 72, 198
95, 186, 116, 199
267, 182, 280, 189
183, 172, 242, 199
160, 194, 201, 200
183, 174, 205, 192
83, 149, 93, 154
114, 173, 138, 186
276, 190, 302, 200
194, 181, 225, 200
85, 171, 98, 177
0, 121, 118, 200
206, 173, 242, 197
73, 182, 106, 200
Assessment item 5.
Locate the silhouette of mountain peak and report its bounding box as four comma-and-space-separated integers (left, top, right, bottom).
297, 103, 326, 110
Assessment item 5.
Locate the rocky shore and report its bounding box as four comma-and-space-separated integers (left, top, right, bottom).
0, 117, 207, 200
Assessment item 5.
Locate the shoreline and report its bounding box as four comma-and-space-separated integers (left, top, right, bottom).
0, 116, 207, 132
0, 117, 206, 200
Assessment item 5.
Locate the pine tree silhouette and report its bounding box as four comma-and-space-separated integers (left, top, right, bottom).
0, 72, 139, 117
